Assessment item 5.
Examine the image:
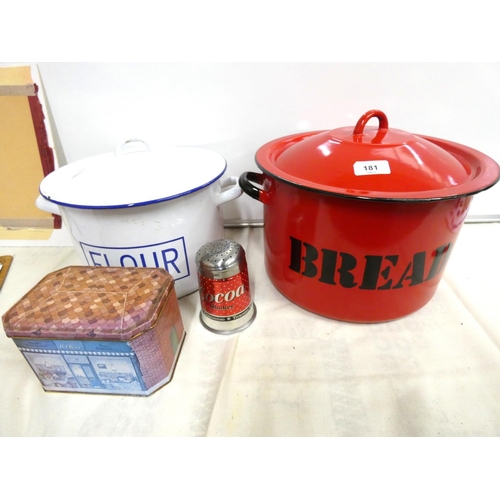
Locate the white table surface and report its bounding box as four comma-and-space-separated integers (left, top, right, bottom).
1, 224, 499, 437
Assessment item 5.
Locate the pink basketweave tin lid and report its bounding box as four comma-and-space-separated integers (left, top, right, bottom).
2, 266, 174, 341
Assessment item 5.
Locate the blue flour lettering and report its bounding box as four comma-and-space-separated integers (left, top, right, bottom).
162, 248, 181, 274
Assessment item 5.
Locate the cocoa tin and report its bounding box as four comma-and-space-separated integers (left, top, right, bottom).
196, 239, 256, 334
2, 266, 185, 396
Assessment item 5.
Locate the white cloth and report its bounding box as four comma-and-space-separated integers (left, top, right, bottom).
1, 224, 499, 436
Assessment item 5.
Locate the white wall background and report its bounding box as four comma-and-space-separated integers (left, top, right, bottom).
32, 62, 500, 222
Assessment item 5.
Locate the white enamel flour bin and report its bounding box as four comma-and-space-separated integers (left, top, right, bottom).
36, 140, 242, 297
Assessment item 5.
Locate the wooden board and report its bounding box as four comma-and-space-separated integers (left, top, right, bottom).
0, 255, 13, 290
0, 65, 57, 232
0, 66, 35, 96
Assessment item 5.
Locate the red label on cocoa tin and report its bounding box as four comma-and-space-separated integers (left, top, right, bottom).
198, 271, 252, 321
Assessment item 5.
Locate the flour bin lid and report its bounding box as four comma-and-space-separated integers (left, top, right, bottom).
38, 140, 227, 209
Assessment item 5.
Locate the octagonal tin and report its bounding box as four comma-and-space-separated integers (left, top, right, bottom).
2, 266, 186, 396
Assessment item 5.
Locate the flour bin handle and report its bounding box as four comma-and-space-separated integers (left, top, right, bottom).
36, 195, 61, 216
216, 176, 242, 206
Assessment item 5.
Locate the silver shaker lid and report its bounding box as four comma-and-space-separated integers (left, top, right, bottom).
195, 239, 246, 278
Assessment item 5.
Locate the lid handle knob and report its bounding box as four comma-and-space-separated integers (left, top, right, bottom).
114, 139, 150, 156
352, 110, 389, 143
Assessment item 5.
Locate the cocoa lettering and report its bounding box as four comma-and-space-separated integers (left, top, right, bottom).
201, 285, 246, 303
289, 236, 452, 290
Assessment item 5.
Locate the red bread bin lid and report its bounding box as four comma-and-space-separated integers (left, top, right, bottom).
255, 109, 500, 202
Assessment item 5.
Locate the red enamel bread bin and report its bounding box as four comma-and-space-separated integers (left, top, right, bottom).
239, 109, 500, 322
